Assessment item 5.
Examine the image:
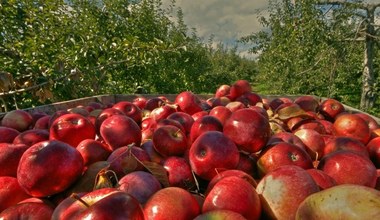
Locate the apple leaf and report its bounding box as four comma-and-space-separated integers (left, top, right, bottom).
276, 105, 308, 120
121, 152, 139, 174
140, 160, 170, 188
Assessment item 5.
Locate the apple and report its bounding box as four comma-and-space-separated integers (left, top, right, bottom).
268, 97, 293, 112
0, 200, 54, 220
323, 136, 369, 158
67, 106, 90, 117
49, 113, 96, 148
33, 115, 51, 130
194, 210, 247, 220
156, 118, 186, 134
318, 119, 334, 135
167, 111, 195, 135
209, 105, 232, 125
294, 128, 325, 160
100, 114, 142, 151
53, 188, 145, 220
355, 112, 380, 132
112, 101, 142, 124
175, 91, 203, 115
189, 131, 240, 181
0, 143, 29, 177
1, 109, 33, 132
141, 116, 157, 131
367, 137, 380, 168
236, 152, 259, 179
106, 145, 150, 178
215, 84, 231, 98
12, 128, 49, 146
203, 175, 261, 219
229, 79, 252, 101
0, 126, 20, 143
17, 140, 84, 197
294, 95, 319, 112
118, 170, 162, 204
0, 176, 30, 212
132, 96, 147, 110
189, 115, 223, 143
318, 150, 377, 187
256, 165, 320, 220
162, 156, 195, 190
140, 140, 164, 164
48, 109, 69, 129
191, 110, 208, 122
76, 139, 112, 166
152, 125, 188, 157
235, 91, 262, 107
266, 131, 307, 151
225, 101, 245, 112
144, 97, 165, 111
223, 108, 271, 153
306, 168, 337, 190
94, 107, 125, 135
333, 113, 371, 145
150, 104, 177, 122
144, 187, 201, 220
257, 142, 314, 177
296, 184, 380, 219
205, 169, 258, 194
318, 98, 345, 121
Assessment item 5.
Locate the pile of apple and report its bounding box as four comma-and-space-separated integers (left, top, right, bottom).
0, 79, 380, 219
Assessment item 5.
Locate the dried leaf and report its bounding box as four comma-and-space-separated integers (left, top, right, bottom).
94, 169, 118, 190
0, 72, 14, 92
140, 160, 170, 188
277, 105, 308, 120
121, 152, 139, 174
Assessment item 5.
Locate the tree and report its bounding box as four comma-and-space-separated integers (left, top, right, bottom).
241, 0, 379, 114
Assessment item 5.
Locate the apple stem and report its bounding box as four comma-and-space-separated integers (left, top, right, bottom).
70, 193, 90, 208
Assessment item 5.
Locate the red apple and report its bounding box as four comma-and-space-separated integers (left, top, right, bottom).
144, 187, 201, 220
323, 136, 369, 158
144, 97, 165, 111
0, 143, 29, 177
152, 125, 188, 157
0, 176, 30, 212
17, 140, 84, 197
257, 142, 314, 177
76, 139, 112, 166
355, 112, 380, 132
94, 107, 125, 135
191, 110, 208, 122
190, 115, 223, 143
1, 109, 33, 131
162, 156, 195, 190
215, 84, 231, 98
318, 98, 345, 121
150, 104, 177, 122
167, 111, 195, 135
203, 175, 261, 219
367, 137, 380, 168
318, 150, 377, 187
118, 170, 162, 204
306, 168, 337, 190
256, 165, 320, 220
175, 91, 203, 115
209, 105, 232, 125
48, 109, 69, 129
225, 101, 245, 112
67, 106, 90, 117
132, 96, 147, 110
189, 131, 240, 180
294, 95, 319, 112
223, 108, 271, 153
268, 97, 293, 112
266, 131, 307, 151
235, 91, 262, 107
49, 113, 96, 148
205, 169, 258, 194
107, 145, 150, 178
229, 79, 252, 101
13, 129, 49, 146
236, 152, 259, 179
294, 128, 325, 160
33, 115, 51, 130
112, 101, 142, 124
0, 126, 20, 143
100, 114, 142, 150
333, 113, 371, 145
0, 201, 54, 220
156, 118, 186, 134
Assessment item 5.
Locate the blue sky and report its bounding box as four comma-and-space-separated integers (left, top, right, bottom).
162, 0, 380, 59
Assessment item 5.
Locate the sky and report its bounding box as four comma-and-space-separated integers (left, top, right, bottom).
161, 0, 380, 59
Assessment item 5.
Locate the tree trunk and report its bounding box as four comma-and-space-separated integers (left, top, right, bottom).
360, 7, 376, 111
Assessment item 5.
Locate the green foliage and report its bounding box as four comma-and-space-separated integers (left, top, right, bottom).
241, 0, 379, 115
0, 0, 256, 111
